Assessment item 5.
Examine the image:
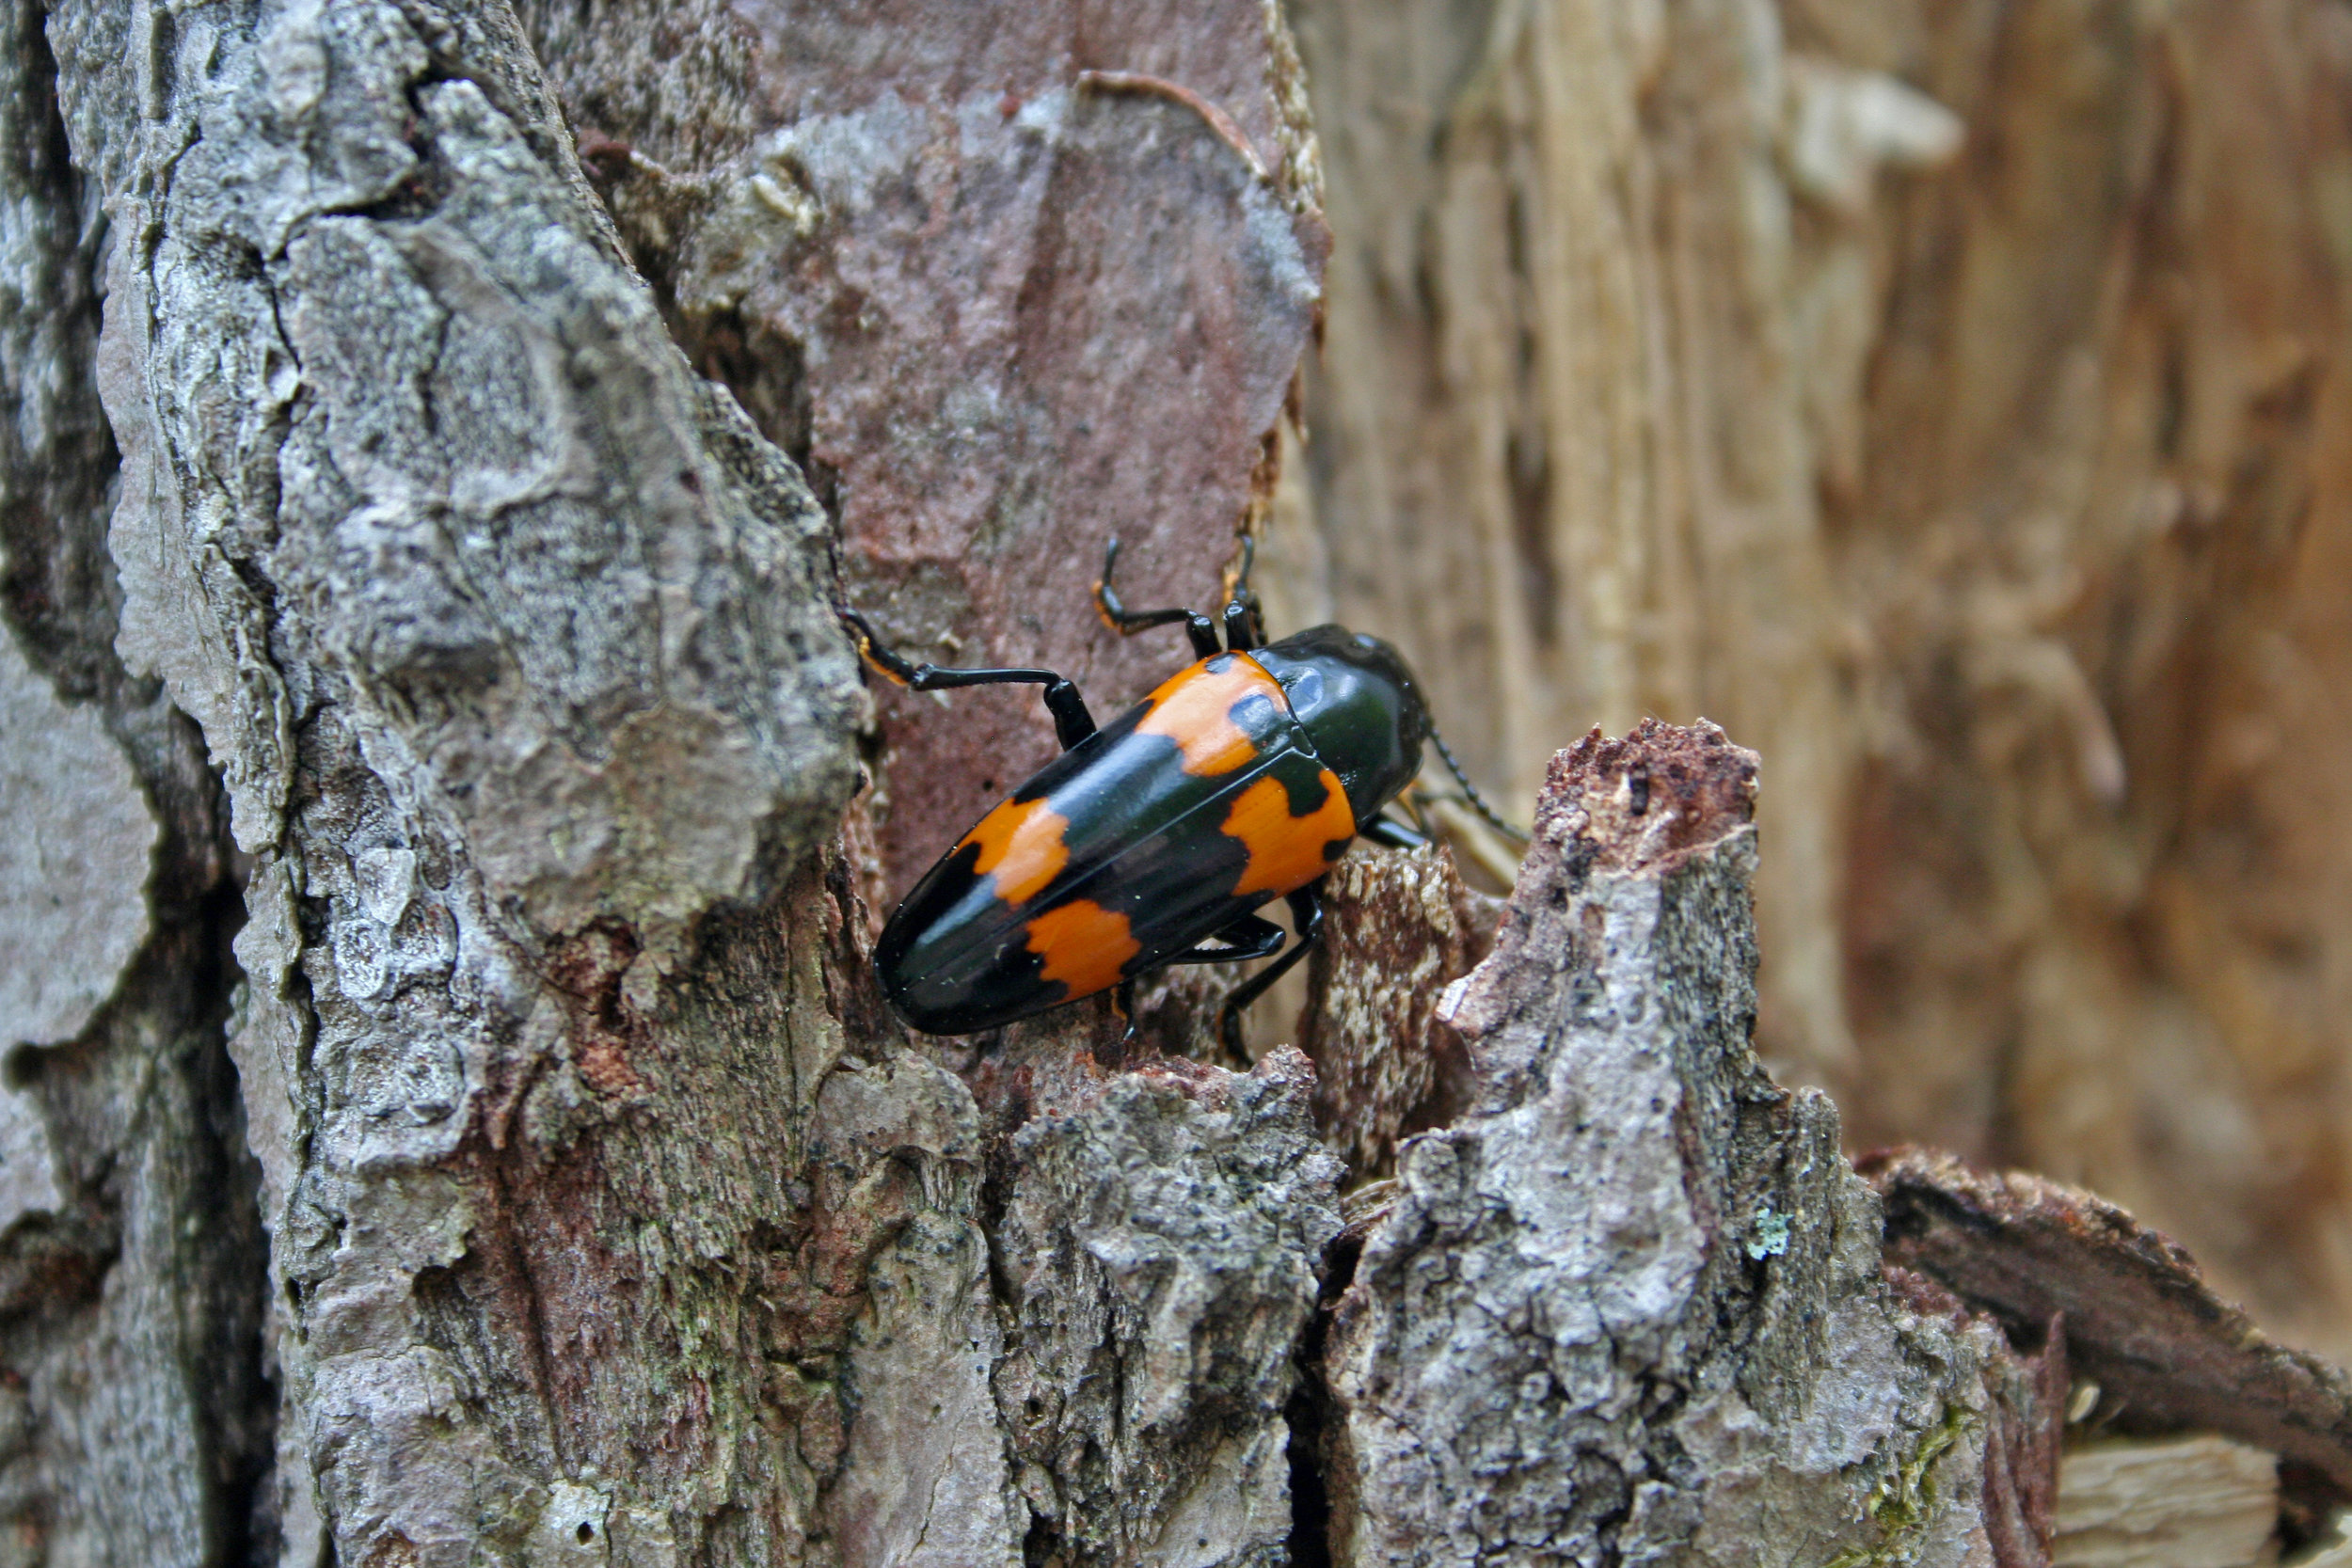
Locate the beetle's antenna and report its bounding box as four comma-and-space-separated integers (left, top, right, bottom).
1427, 729, 1531, 843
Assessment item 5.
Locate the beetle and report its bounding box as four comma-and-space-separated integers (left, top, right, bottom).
837, 538, 1519, 1052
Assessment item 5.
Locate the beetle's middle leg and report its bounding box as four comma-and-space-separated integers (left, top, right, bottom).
1215, 882, 1324, 1055
837, 607, 1097, 750
1163, 911, 1288, 965
1106, 916, 1282, 1058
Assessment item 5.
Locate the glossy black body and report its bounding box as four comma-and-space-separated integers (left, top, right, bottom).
877, 628, 1430, 1035
1252, 626, 1435, 820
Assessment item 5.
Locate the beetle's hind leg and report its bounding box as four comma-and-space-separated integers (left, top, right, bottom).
1094, 538, 1221, 659
1214, 882, 1324, 1055
836, 605, 1098, 750
1164, 911, 1288, 965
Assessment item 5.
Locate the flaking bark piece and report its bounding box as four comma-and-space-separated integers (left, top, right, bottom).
1297, 840, 1501, 1179
1865, 1146, 2352, 1508
973, 1014, 1345, 1568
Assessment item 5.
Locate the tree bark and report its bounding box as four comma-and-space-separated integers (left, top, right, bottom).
2, 1, 2345, 1565
1321, 723, 2057, 1566
0, 0, 272, 1559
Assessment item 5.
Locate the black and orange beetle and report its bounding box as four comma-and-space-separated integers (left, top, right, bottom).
838, 539, 1519, 1051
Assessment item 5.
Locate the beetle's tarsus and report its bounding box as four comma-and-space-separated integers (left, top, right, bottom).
836, 605, 917, 688
836, 603, 1097, 745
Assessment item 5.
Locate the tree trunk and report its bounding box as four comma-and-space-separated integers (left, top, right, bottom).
0, 1, 2344, 1565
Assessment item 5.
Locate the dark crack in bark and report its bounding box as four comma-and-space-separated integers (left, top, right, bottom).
0, 0, 275, 1558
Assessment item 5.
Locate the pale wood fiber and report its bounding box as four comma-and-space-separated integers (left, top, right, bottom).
2052, 1435, 2278, 1568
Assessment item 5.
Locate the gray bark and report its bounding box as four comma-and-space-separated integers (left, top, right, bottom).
1322, 724, 2050, 1566
0, 0, 271, 1560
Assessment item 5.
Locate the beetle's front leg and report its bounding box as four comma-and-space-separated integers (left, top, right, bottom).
837, 606, 1098, 749
1094, 538, 1221, 659
1362, 810, 1430, 849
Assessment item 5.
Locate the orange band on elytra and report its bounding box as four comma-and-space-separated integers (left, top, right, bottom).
1221, 768, 1356, 898
1136, 656, 1284, 777
1025, 899, 1140, 999
959, 796, 1071, 904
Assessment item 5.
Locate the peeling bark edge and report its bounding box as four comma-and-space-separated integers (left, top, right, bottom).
1869, 1146, 2352, 1521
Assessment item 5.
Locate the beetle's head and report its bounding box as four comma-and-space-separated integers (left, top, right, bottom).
1250, 626, 1433, 822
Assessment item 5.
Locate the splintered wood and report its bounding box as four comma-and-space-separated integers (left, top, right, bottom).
1276, 0, 2352, 1374
2053, 1435, 2278, 1568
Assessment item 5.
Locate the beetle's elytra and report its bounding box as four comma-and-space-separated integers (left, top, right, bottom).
839, 539, 1517, 1050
